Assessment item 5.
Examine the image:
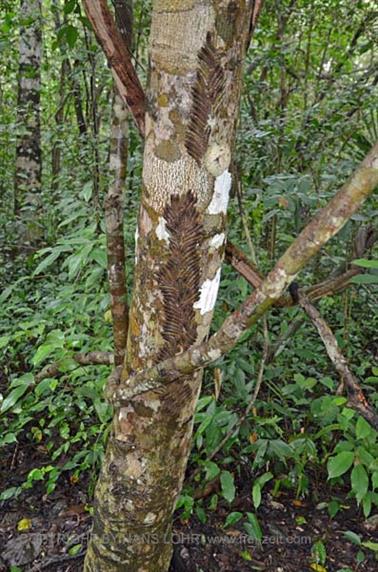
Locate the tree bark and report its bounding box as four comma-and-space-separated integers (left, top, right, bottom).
15, 0, 42, 239
84, 1, 252, 570
105, 0, 133, 366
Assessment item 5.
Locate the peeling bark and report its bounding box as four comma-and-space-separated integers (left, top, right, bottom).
15, 0, 42, 238
82, 0, 145, 135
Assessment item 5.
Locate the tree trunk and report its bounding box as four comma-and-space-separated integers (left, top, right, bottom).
14, 0, 42, 238
84, 1, 251, 570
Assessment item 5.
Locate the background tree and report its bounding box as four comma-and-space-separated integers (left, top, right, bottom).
14, 0, 42, 239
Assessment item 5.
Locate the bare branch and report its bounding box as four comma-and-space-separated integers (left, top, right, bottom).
82, 0, 145, 135
299, 295, 378, 431
36, 351, 113, 383
108, 142, 378, 404
226, 224, 376, 307
225, 240, 263, 289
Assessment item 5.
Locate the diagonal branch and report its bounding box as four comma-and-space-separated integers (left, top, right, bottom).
108, 142, 378, 404
298, 295, 378, 431
226, 223, 376, 307
35, 351, 114, 383
82, 0, 145, 135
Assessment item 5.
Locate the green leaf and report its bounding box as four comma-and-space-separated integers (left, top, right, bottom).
34, 249, 62, 275
351, 465, 369, 504
32, 343, 56, 367
81, 180, 93, 202
356, 417, 372, 440
252, 483, 261, 509
68, 543, 82, 556
91, 248, 107, 268
311, 540, 327, 565
65, 25, 78, 48
343, 530, 361, 545
361, 541, 378, 552
349, 274, 378, 285
1, 383, 32, 414
327, 451, 354, 479
0, 432, 18, 446
352, 258, 378, 269
224, 511, 242, 528
244, 512, 262, 541
220, 470, 235, 504
203, 460, 220, 481
0, 335, 10, 349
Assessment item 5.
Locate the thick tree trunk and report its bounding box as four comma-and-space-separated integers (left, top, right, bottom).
15, 0, 42, 237
84, 1, 250, 570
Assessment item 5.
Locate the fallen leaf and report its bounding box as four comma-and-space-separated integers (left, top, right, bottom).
17, 518, 32, 532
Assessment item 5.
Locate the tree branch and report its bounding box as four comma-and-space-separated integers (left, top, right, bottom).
82, 0, 145, 135
226, 223, 376, 307
36, 351, 113, 383
298, 295, 378, 431
107, 142, 378, 404
109, 144, 378, 405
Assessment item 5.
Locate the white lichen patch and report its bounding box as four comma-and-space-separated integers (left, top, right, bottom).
144, 512, 157, 525
148, 399, 161, 413
134, 226, 139, 263
263, 267, 290, 299
109, 154, 122, 171
204, 143, 231, 177
156, 217, 170, 243
193, 268, 221, 315
208, 348, 222, 361
209, 232, 225, 249
207, 171, 232, 215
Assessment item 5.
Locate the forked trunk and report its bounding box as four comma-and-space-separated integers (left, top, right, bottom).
85, 2, 251, 570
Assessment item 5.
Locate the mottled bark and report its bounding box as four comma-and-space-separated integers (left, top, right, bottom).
84, 1, 252, 570
110, 142, 378, 403
299, 295, 378, 431
15, 0, 42, 234
105, 0, 133, 366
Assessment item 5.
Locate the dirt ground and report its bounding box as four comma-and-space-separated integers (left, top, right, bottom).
1, 439, 377, 571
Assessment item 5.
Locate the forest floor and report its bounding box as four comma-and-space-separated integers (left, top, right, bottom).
0, 438, 377, 572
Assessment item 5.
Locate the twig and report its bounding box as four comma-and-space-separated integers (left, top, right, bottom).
35, 351, 113, 383
299, 294, 378, 431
